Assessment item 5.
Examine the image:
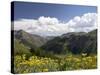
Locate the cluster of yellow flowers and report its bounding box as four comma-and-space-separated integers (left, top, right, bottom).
14, 54, 97, 74
14, 55, 59, 73
64, 55, 97, 70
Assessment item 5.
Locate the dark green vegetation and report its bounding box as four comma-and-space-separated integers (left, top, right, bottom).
13, 29, 97, 57
42, 29, 97, 55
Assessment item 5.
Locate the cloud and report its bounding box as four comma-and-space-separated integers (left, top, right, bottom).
38, 16, 59, 25
13, 13, 97, 36
13, 16, 69, 36
67, 13, 97, 32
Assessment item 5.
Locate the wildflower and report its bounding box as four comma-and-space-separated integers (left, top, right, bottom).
82, 53, 87, 57
43, 69, 48, 72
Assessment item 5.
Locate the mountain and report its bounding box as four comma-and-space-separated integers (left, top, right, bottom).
41, 29, 97, 55
13, 29, 97, 56
14, 30, 47, 48
43, 36, 56, 41
14, 39, 32, 56
61, 32, 86, 38
13, 30, 49, 56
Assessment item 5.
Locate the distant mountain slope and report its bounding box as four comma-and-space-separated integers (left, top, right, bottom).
14, 30, 47, 49
13, 29, 97, 56
41, 29, 97, 55
61, 32, 86, 38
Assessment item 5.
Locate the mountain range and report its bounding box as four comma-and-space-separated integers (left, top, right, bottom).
13, 29, 97, 56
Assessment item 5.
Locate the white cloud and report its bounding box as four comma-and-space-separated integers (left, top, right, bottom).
67, 13, 97, 32
13, 13, 97, 36
13, 17, 69, 36
38, 16, 59, 25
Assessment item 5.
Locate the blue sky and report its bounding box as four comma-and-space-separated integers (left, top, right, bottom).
12, 1, 97, 36
13, 1, 97, 22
